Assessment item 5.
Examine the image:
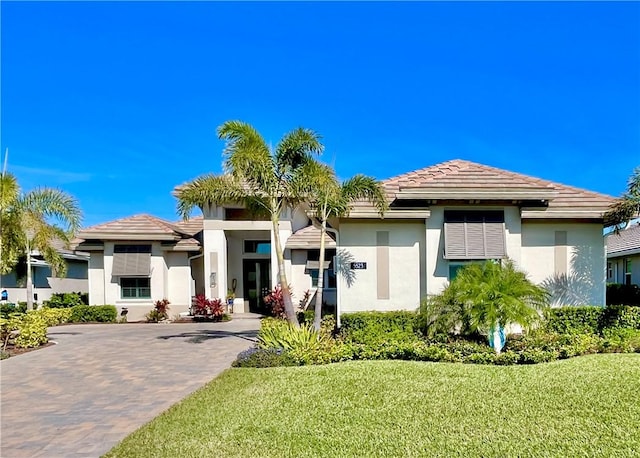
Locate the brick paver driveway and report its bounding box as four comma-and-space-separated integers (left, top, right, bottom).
0, 316, 261, 458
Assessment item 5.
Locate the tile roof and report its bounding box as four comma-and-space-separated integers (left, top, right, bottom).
606, 223, 640, 257
77, 214, 201, 250
352, 159, 615, 219
173, 216, 204, 237
286, 225, 336, 249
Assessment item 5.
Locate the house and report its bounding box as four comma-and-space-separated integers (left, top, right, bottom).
606, 222, 640, 286
0, 240, 89, 304
75, 160, 614, 321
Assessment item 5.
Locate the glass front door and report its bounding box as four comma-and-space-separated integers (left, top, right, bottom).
243, 259, 271, 314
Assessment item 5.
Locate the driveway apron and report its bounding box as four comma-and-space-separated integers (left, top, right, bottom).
0, 317, 260, 458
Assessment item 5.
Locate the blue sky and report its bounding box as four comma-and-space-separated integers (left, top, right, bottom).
2, 1, 639, 227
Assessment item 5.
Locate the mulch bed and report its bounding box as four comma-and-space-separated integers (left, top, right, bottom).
1, 341, 55, 359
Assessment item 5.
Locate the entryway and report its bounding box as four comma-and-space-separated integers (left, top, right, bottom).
242, 258, 271, 314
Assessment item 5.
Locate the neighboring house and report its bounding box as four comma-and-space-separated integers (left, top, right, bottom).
75, 215, 201, 321
606, 223, 640, 286
0, 241, 89, 304
75, 159, 614, 320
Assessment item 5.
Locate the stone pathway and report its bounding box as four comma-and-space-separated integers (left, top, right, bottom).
0, 316, 261, 458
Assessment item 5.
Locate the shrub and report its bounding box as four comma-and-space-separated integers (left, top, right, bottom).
192, 295, 225, 321
44, 292, 85, 308
147, 299, 170, 322
544, 306, 603, 335
13, 312, 48, 348
600, 328, 640, 353
37, 307, 73, 327
258, 318, 329, 351
263, 285, 288, 319
340, 311, 419, 345
606, 283, 640, 306
69, 305, 117, 323
232, 347, 299, 368
0, 303, 25, 318
599, 305, 640, 330
417, 294, 461, 339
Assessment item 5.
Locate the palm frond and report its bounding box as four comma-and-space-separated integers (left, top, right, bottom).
605, 166, 640, 231
275, 127, 324, 174
217, 120, 275, 192
21, 187, 82, 232
175, 174, 245, 220
340, 174, 389, 216
0, 173, 19, 209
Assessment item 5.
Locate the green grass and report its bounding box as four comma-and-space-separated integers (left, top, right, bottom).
105, 354, 640, 458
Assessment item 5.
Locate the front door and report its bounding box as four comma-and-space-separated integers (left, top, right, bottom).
243, 259, 271, 314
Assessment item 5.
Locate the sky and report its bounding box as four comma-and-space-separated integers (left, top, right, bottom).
1, 1, 639, 228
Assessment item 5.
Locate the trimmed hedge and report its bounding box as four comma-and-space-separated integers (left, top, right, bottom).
545, 305, 640, 335
339, 311, 419, 345
69, 305, 117, 323
544, 307, 603, 335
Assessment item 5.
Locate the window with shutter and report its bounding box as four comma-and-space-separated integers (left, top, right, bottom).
444, 211, 506, 260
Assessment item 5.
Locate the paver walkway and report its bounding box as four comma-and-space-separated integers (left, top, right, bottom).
0, 316, 261, 458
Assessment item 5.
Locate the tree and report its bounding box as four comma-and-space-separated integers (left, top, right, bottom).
176, 120, 324, 326
445, 260, 548, 353
305, 161, 388, 330
605, 166, 640, 232
0, 173, 82, 310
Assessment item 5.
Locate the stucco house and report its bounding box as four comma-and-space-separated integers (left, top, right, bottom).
606, 222, 640, 286
0, 242, 89, 304
75, 160, 614, 321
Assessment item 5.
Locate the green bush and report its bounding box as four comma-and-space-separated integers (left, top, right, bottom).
13, 312, 48, 348
600, 328, 640, 353
340, 311, 419, 345
0, 303, 25, 318
43, 292, 85, 308
599, 305, 640, 330
544, 306, 603, 335
69, 305, 117, 323
37, 307, 73, 327
606, 283, 640, 306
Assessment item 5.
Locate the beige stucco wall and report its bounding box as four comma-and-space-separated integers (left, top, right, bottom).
521, 221, 606, 305
425, 206, 522, 296
86, 242, 193, 321
339, 220, 426, 312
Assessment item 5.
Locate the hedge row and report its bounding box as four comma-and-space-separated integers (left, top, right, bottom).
544, 305, 640, 335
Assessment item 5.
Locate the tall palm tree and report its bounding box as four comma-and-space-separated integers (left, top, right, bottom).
605, 166, 640, 232
0, 173, 20, 276
1, 174, 82, 310
306, 161, 388, 330
176, 121, 324, 326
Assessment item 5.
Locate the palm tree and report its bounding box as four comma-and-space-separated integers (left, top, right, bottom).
306, 161, 388, 330
176, 121, 324, 326
0, 174, 82, 310
0, 173, 20, 276
605, 166, 640, 232
447, 260, 548, 353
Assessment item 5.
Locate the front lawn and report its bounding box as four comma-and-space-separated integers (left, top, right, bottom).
106, 354, 640, 457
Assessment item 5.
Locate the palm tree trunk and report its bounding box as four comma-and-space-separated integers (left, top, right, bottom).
271, 215, 298, 327
26, 240, 34, 311
313, 219, 327, 331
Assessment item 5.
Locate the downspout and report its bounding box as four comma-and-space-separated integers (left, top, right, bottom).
188, 253, 204, 299
310, 217, 341, 329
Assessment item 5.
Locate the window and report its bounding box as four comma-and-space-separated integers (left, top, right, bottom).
114, 245, 151, 254
121, 278, 151, 299
624, 258, 632, 286
224, 208, 269, 221
606, 262, 613, 280
305, 250, 337, 289
443, 211, 505, 260
244, 240, 271, 254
